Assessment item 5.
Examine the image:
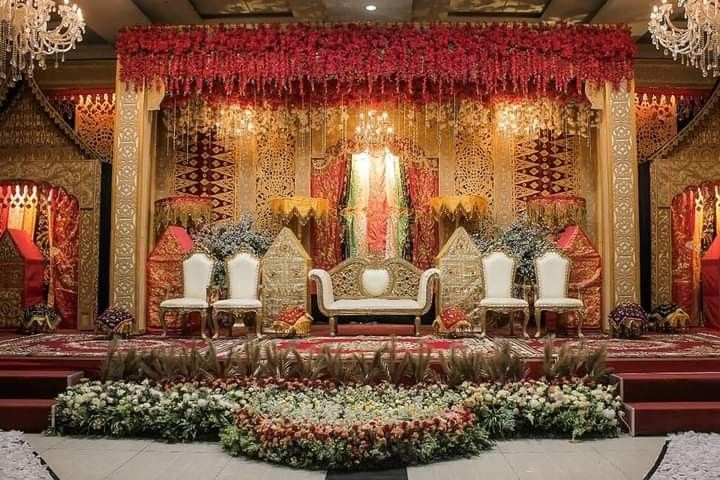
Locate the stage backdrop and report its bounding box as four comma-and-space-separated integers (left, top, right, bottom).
155, 102, 596, 270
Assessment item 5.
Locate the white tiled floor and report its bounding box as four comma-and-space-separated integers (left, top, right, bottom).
24, 434, 666, 480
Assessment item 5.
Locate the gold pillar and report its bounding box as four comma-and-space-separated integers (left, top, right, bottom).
593, 81, 641, 329
110, 68, 163, 332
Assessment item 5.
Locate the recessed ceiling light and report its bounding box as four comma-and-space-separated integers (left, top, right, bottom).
365, 4, 377, 12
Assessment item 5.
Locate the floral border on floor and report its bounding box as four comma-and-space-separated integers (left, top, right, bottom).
52, 377, 622, 470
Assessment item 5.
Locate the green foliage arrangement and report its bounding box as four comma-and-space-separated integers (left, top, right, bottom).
472, 216, 553, 284
190, 213, 272, 285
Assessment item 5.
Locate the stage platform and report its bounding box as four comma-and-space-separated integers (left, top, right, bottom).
2, 327, 720, 378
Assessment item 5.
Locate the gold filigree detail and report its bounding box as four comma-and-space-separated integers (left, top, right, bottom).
610, 85, 639, 304
255, 129, 296, 236
0, 84, 101, 329
435, 227, 483, 313
112, 87, 140, 314
260, 228, 311, 333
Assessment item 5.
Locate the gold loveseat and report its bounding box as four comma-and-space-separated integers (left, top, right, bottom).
309, 255, 439, 336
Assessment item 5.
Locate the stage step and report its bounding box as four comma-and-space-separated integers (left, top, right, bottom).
0, 399, 56, 433
0, 370, 84, 399
616, 371, 720, 436
0, 368, 84, 432
614, 372, 720, 402
626, 401, 720, 436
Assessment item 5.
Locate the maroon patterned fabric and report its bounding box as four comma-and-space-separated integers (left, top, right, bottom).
50, 189, 79, 329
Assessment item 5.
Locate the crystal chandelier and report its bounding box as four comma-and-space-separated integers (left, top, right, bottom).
0, 0, 85, 81
649, 0, 720, 77
215, 105, 255, 141
354, 110, 393, 150
164, 100, 255, 146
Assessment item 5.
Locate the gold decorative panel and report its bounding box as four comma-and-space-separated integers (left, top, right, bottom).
112, 87, 141, 313
635, 93, 677, 162
255, 129, 296, 236
435, 227, 483, 313
454, 124, 494, 209
650, 84, 720, 307
0, 82, 101, 329
76, 94, 115, 162
610, 85, 639, 304
260, 228, 310, 329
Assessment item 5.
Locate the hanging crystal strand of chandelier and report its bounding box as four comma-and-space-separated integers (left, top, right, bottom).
649, 0, 720, 77
0, 0, 85, 81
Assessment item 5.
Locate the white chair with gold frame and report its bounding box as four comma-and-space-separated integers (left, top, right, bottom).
211, 248, 262, 337
533, 248, 585, 338
477, 248, 530, 338
159, 251, 216, 338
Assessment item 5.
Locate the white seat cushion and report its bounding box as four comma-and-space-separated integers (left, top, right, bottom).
535, 298, 583, 308
330, 298, 421, 311
212, 298, 262, 309
479, 297, 528, 307
160, 298, 209, 309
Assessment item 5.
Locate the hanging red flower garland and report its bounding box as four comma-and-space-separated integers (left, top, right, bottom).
116, 23, 636, 105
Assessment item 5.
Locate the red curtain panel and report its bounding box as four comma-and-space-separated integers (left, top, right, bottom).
672, 189, 700, 322
311, 140, 352, 270
50, 188, 80, 329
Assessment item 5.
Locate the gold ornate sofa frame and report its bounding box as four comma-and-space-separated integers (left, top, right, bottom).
309, 255, 440, 336
476, 247, 531, 338
533, 248, 586, 338
159, 251, 217, 338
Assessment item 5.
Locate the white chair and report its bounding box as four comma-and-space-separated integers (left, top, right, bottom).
159, 251, 215, 338
533, 249, 585, 338
477, 249, 530, 338
211, 249, 262, 337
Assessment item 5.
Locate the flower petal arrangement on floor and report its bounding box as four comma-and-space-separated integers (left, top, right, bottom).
50, 342, 624, 471
0, 430, 56, 480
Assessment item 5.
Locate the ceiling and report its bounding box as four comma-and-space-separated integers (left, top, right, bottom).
68, 0, 672, 59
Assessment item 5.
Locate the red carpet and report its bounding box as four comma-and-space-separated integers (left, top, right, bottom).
269, 335, 494, 359
0, 334, 244, 358
2, 331, 720, 361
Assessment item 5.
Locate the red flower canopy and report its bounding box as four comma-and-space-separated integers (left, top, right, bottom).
116, 22, 636, 105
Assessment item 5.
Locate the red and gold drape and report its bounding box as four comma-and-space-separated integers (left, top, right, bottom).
0, 182, 80, 328
391, 139, 438, 269
311, 140, 352, 270
50, 189, 80, 328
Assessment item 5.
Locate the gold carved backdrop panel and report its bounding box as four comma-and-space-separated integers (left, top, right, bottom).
636, 94, 677, 162
0, 84, 101, 329
650, 86, 720, 308
610, 85, 639, 304
75, 94, 115, 162
260, 228, 310, 327
255, 129, 296, 236
454, 124, 494, 209
435, 227, 483, 313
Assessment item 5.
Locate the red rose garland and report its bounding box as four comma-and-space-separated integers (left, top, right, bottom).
116, 23, 636, 105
